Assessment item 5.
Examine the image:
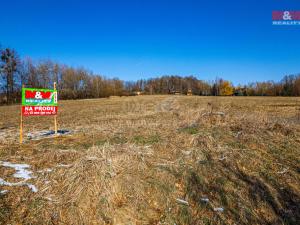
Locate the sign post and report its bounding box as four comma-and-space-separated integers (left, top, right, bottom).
20, 84, 24, 144
20, 83, 58, 143
54, 82, 58, 134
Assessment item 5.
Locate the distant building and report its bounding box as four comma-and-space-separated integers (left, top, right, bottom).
133, 91, 142, 96
187, 89, 193, 96
234, 87, 247, 96
170, 90, 182, 95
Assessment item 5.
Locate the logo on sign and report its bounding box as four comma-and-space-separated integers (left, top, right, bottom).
35, 92, 43, 99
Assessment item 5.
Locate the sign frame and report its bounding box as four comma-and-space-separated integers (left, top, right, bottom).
20, 82, 58, 144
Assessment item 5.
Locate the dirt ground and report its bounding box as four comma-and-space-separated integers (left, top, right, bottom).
0, 95, 300, 225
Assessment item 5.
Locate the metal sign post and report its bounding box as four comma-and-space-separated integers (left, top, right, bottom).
54, 82, 58, 134
20, 84, 24, 144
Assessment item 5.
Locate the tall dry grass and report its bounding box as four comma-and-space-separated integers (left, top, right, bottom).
0, 96, 300, 224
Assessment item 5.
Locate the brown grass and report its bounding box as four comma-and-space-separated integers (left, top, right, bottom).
0, 96, 300, 224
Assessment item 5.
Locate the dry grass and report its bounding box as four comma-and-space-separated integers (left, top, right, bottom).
0, 96, 300, 224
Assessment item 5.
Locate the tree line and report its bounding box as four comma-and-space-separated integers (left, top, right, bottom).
1, 47, 300, 104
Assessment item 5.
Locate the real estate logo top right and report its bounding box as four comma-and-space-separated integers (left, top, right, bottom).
272, 11, 300, 25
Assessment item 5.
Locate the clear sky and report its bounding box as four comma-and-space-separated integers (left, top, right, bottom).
0, 0, 300, 84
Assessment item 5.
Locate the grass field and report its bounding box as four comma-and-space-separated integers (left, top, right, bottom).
0, 95, 300, 224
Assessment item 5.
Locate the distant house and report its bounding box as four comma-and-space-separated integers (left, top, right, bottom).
170, 90, 182, 95
133, 91, 142, 96
234, 87, 246, 96
187, 89, 193, 96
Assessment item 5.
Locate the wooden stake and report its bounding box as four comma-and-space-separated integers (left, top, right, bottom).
20, 84, 24, 144
54, 82, 58, 134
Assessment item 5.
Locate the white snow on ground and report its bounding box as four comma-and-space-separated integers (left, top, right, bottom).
37, 168, 53, 173
0, 161, 38, 193
0, 190, 8, 194
56, 163, 71, 168
0, 160, 71, 193
213, 207, 224, 212
0, 178, 38, 192
27, 184, 38, 192
0, 161, 35, 180
27, 129, 71, 141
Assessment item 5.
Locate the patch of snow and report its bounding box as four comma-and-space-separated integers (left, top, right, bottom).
56, 164, 71, 168
0, 178, 9, 186
0, 161, 35, 180
37, 168, 53, 173
27, 129, 71, 140
0, 177, 38, 193
0, 190, 8, 194
27, 184, 38, 192
200, 198, 209, 203
214, 207, 224, 212
0, 161, 37, 193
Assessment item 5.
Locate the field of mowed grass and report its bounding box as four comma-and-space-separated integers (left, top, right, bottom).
0, 95, 300, 225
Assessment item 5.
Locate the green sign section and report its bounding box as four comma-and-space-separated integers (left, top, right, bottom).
22, 88, 58, 106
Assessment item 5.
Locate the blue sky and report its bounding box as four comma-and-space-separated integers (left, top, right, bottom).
0, 0, 300, 84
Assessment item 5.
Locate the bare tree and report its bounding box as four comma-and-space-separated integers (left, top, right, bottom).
0, 48, 20, 103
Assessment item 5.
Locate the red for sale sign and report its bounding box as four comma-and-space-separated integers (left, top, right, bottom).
22, 106, 58, 116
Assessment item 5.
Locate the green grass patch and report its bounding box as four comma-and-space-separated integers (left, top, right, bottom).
178, 125, 199, 134
132, 134, 161, 145
94, 139, 107, 146
109, 136, 128, 144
